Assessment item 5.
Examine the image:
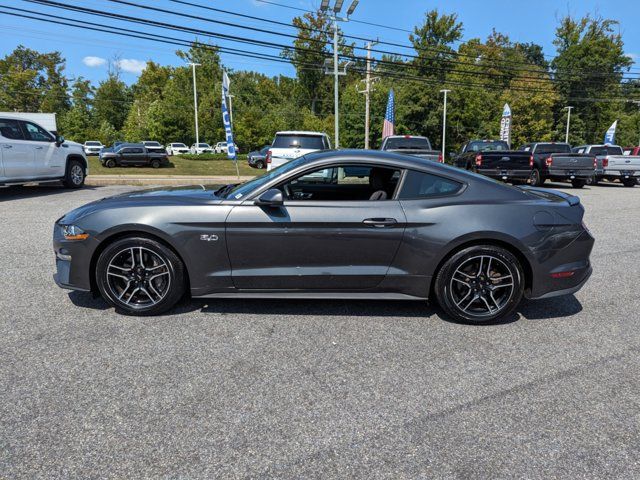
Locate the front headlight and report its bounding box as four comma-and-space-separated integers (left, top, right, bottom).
62, 225, 89, 241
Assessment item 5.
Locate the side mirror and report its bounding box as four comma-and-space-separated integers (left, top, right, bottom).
255, 188, 284, 206
55, 135, 65, 146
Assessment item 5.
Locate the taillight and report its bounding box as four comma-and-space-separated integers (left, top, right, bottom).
593, 157, 597, 168
438, 152, 443, 163
603, 157, 609, 168
545, 156, 553, 167
475, 154, 482, 167
266, 150, 272, 164
529, 155, 534, 168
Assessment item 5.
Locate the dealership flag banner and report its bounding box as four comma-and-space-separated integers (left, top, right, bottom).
382, 89, 395, 138
221, 70, 239, 178
604, 120, 617, 144
500, 103, 512, 147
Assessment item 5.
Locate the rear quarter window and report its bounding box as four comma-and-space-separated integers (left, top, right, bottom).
398, 170, 463, 199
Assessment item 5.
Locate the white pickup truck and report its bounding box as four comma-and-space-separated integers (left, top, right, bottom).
0, 116, 88, 188
266, 131, 331, 171
572, 144, 640, 187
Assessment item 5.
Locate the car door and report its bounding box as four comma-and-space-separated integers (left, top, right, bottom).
225, 163, 407, 290
120, 147, 145, 165
21, 121, 63, 177
0, 119, 35, 180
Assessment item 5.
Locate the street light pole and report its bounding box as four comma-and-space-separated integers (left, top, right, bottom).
189, 62, 201, 147
564, 106, 573, 144
440, 89, 451, 160
358, 40, 379, 149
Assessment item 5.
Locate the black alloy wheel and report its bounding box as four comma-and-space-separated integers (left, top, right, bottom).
96, 237, 186, 315
529, 169, 544, 187
435, 245, 524, 324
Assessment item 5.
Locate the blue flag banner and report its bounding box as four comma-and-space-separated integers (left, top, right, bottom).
604, 120, 617, 145
500, 103, 512, 148
221, 70, 237, 161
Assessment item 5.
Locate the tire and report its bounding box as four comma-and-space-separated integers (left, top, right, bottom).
434, 245, 525, 324
96, 236, 186, 316
622, 178, 637, 188
62, 159, 85, 188
529, 168, 544, 187
151, 159, 161, 169
105, 159, 116, 168
571, 179, 586, 189
255, 160, 265, 169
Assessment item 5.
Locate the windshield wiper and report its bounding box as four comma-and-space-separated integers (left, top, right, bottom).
214, 183, 238, 198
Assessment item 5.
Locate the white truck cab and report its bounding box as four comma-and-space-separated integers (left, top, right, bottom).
0, 116, 88, 188
266, 131, 331, 171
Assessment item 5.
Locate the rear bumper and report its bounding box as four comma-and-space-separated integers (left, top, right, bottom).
598, 169, 640, 178
526, 230, 595, 300
547, 168, 594, 180
478, 168, 532, 181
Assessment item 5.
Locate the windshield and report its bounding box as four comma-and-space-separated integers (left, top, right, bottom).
145, 142, 161, 146
590, 146, 623, 156
466, 141, 509, 152
172, 143, 187, 148
197, 143, 210, 148
85, 141, 101, 146
272, 134, 326, 150
225, 156, 310, 199
384, 137, 431, 150
534, 143, 571, 154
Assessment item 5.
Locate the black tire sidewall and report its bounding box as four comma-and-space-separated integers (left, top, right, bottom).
255, 160, 264, 169
96, 236, 186, 316
105, 159, 116, 168
151, 159, 160, 169
571, 180, 585, 189
434, 245, 525, 324
64, 160, 85, 188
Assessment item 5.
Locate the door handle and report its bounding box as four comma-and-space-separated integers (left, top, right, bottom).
363, 218, 397, 227
2, 144, 12, 149
35, 146, 44, 150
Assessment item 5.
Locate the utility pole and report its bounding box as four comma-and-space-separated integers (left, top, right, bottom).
358, 40, 379, 149
189, 62, 201, 147
440, 89, 451, 160
321, 0, 359, 149
564, 106, 573, 144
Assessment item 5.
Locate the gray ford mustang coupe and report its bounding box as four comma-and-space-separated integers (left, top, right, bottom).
53, 150, 594, 323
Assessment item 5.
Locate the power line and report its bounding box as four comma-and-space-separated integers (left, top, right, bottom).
20, 0, 640, 89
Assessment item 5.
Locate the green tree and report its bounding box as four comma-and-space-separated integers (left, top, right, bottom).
93, 62, 131, 133
58, 77, 94, 142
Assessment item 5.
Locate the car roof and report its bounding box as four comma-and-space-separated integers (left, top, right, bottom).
384, 135, 428, 139
274, 131, 328, 136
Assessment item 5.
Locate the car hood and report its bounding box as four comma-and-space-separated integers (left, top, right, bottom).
60, 185, 227, 224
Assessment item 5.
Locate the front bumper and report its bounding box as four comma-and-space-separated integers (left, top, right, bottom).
53, 224, 98, 292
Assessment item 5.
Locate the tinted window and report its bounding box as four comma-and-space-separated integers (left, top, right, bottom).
272, 134, 326, 150
0, 119, 25, 140
590, 146, 623, 156
466, 141, 509, 152
23, 121, 53, 142
145, 142, 161, 147
384, 137, 431, 150
534, 143, 571, 154
399, 170, 462, 199
172, 143, 187, 148
197, 143, 210, 148
85, 141, 101, 146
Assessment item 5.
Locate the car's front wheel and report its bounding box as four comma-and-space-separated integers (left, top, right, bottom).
434, 245, 524, 324
255, 160, 265, 169
96, 236, 186, 316
105, 158, 116, 168
151, 159, 161, 169
62, 159, 86, 188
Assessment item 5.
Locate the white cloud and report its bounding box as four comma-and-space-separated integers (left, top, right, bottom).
116, 58, 147, 74
83, 56, 107, 67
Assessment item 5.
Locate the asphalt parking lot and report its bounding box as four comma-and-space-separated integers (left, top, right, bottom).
1, 182, 639, 479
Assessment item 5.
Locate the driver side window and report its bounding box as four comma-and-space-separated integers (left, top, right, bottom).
280, 164, 400, 201
23, 122, 53, 142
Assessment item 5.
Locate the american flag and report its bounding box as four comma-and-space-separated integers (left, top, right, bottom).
382, 89, 395, 138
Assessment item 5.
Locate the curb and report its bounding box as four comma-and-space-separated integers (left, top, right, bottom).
86, 175, 255, 186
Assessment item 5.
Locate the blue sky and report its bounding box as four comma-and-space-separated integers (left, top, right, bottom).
0, 0, 638, 85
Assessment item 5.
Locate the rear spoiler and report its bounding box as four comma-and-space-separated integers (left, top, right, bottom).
519, 186, 581, 206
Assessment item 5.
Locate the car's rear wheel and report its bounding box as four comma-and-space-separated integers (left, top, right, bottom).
571, 179, 586, 189
62, 160, 85, 188
622, 178, 637, 188
434, 245, 524, 324
96, 237, 186, 316
255, 160, 265, 169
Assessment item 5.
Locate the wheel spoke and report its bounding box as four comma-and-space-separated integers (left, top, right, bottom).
452, 277, 471, 287
455, 289, 472, 307
107, 271, 129, 281
489, 291, 501, 310
139, 247, 145, 269
491, 283, 513, 290
130, 248, 136, 268
109, 264, 130, 272
149, 271, 169, 282
139, 287, 157, 305
118, 282, 132, 300
461, 294, 478, 312
477, 256, 484, 276
486, 257, 492, 277
125, 287, 140, 304
480, 295, 494, 313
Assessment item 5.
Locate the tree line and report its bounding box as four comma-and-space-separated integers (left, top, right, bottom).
1, 9, 639, 151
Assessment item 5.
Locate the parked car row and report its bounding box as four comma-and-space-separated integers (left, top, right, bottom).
99, 143, 169, 168
453, 139, 640, 188
83, 140, 242, 158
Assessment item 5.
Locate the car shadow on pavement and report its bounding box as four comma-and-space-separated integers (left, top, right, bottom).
68, 292, 583, 323
0, 184, 104, 201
